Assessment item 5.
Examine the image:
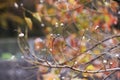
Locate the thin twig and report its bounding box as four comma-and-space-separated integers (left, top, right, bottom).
35, 62, 120, 73
103, 71, 116, 80
84, 53, 105, 65
60, 34, 120, 65
84, 41, 120, 66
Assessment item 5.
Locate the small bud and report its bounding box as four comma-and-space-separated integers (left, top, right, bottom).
56, 22, 58, 25
49, 48, 53, 51
57, 34, 60, 36
60, 23, 64, 26
103, 60, 107, 64
41, 23, 45, 27
87, 39, 91, 42
21, 56, 24, 59
61, 77, 65, 79
82, 36, 85, 40
40, 0, 44, 3
74, 61, 78, 65
118, 11, 120, 14
55, 22, 59, 27
115, 54, 119, 57
19, 33, 24, 37
11, 55, 15, 60
14, 2, 19, 8
105, 2, 109, 6
87, 51, 91, 54
109, 62, 113, 65
95, 25, 99, 30
50, 33, 54, 36
20, 3, 23, 6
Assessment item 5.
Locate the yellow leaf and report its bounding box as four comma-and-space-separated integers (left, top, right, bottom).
86, 65, 94, 70
93, 49, 100, 54
76, 54, 90, 64
24, 17, 32, 30
48, 8, 55, 15
69, 0, 74, 4
80, 45, 86, 52
33, 12, 41, 22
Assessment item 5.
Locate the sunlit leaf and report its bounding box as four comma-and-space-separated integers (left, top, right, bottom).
86, 65, 94, 70
25, 17, 32, 29
33, 12, 41, 22
93, 49, 100, 54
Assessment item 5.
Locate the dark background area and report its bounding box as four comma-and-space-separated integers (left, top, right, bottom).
0, 0, 43, 38
0, 1, 39, 80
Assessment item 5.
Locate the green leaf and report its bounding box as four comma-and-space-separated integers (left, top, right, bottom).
1, 52, 12, 60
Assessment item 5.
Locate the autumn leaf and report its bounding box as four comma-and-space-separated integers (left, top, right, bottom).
24, 17, 32, 29
86, 65, 95, 70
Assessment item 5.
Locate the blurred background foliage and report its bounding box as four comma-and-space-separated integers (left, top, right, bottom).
0, 0, 119, 37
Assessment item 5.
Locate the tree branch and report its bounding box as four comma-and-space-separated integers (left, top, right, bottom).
34, 61, 120, 73
61, 34, 120, 65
